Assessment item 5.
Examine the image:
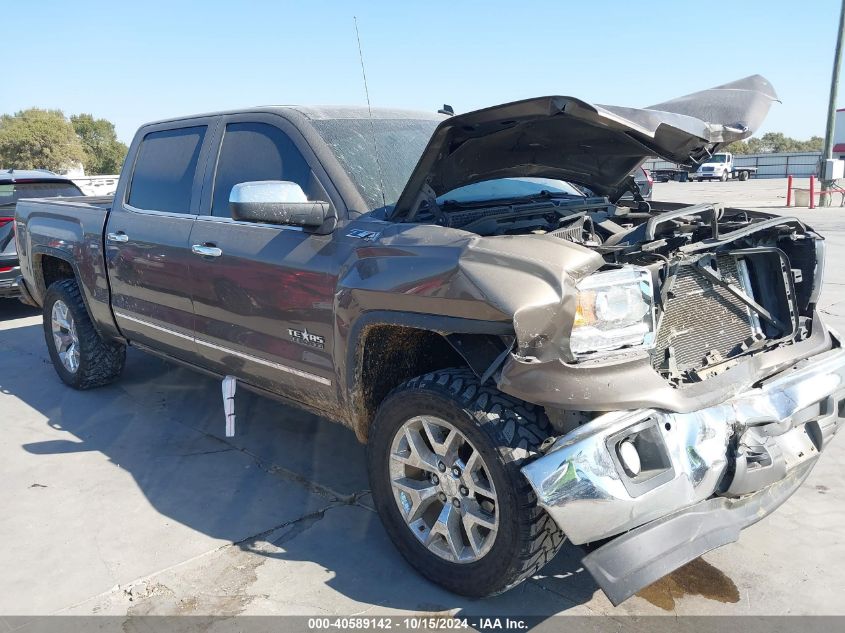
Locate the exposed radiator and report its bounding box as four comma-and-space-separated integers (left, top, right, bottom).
652, 255, 758, 373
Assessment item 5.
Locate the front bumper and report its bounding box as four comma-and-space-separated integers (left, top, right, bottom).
0, 265, 20, 298
521, 342, 845, 601
582, 458, 816, 605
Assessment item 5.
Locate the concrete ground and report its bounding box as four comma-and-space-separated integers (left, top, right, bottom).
1, 177, 844, 621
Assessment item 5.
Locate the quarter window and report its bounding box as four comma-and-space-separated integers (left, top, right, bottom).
211, 122, 311, 217
128, 126, 206, 213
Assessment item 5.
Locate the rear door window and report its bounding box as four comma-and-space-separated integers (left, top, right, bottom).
210, 122, 311, 217
128, 126, 206, 213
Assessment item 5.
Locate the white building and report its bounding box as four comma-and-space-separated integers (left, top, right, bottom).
834, 108, 845, 159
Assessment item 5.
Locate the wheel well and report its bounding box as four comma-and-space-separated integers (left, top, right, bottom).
353, 325, 465, 441
38, 255, 75, 294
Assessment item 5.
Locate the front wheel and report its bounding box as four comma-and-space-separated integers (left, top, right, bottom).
367, 368, 565, 597
720, 171, 729, 182
43, 278, 126, 389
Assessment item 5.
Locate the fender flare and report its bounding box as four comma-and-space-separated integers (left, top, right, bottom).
344, 310, 513, 394
30, 246, 121, 342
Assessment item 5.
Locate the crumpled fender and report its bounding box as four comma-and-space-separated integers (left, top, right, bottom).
457, 234, 602, 361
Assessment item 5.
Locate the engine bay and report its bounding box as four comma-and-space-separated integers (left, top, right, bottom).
433, 195, 824, 385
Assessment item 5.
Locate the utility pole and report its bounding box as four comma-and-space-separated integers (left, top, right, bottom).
821, 0, 845, 207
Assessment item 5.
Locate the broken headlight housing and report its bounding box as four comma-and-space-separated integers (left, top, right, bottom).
809, 237, 826, 305
570, 267, 656, 357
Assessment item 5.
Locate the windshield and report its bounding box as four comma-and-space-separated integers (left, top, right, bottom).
310, 117, 441, 211
437, 178, 584, 205
704, 154, 728, 164
0, 181, 83, 207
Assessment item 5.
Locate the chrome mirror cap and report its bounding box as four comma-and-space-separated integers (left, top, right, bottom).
229, 180, 308, 205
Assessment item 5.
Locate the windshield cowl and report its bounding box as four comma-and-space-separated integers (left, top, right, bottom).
437, 177, 585, 208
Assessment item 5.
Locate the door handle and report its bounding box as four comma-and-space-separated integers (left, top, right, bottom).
107, 232, 129, 243
192, 244, 223, 257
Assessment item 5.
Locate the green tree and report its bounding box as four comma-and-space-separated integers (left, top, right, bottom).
798, 136, 824, 152
71, 114, 128, 175
0, 108, 85, 172
724, 133, 824, 155
724, 140, 750, 154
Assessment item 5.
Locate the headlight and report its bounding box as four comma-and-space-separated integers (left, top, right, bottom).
570, 267, 656, 357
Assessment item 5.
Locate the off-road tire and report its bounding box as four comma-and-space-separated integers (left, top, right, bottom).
43, 279, 126, 389
367, 368, 565, 597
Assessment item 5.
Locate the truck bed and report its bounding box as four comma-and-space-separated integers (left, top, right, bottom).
18, 194, 114, 212
15, 194, 117, 336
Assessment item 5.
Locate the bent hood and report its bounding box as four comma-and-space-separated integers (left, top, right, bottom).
390, 75, 778, 219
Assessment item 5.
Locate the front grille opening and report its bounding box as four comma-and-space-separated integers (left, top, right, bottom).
652, 251, 794, 382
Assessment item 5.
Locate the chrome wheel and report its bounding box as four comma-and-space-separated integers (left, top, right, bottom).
51, 300, 80, 373
389, 416, 498, 563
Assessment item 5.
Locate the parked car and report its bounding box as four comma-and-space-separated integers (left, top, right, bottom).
651, 165, 691, 182
580, 166, 651, 205
0, 170, 83, 299
624, 166, 653, 201
70, 175, 120, 197
14, 76, 842, 605
690, 152, 757, 181
635, 167, 653, 200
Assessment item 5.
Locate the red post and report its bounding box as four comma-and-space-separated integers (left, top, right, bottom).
786, 175, 793, 206
810, 175, 816, 209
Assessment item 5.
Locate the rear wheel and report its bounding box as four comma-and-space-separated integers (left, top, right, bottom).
43, 279, 126, 389
367, 368, 565, 597
739, 170, 749, 181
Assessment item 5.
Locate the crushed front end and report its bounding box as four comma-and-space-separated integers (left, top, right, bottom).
503, 202, 842, 604
522, 344, 844, 604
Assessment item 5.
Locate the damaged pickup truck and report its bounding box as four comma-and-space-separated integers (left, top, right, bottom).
14, 75, 842, 604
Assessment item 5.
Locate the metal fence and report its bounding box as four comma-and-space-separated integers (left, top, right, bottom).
643, 152, 821, 179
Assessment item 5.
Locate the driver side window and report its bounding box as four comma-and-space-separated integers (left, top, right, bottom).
210, 122, 312, 217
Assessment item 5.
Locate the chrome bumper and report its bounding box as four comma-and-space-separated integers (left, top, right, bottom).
521, 344, 845, 545
0, 268, 20, 298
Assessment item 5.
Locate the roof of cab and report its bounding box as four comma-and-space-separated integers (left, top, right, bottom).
139, 105, 446, 128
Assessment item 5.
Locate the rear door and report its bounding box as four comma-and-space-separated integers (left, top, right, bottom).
106, 120, 216, 363
187, 114, 342, 407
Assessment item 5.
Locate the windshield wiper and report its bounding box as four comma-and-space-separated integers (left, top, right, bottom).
439, 190, 582, 209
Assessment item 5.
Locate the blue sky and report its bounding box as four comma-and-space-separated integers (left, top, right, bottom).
4, 0, 841, 142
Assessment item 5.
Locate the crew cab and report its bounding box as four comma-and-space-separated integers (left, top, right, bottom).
14, 76, 842, 605
691, 152, 757, 181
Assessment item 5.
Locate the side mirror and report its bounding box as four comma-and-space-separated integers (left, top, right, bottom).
229, 181, 334, 231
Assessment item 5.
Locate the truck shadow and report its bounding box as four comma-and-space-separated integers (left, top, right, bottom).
0, 311, 727, 619
0, 300, 39, 320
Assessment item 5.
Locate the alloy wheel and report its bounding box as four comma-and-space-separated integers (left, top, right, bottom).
389, 415, 499, 563
51, 300, 80, 374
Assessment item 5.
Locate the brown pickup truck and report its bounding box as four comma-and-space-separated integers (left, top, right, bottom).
14, 76, 842, 605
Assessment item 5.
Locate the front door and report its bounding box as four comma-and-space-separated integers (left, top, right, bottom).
106, 122, 215, 363
187, 118, 340, 409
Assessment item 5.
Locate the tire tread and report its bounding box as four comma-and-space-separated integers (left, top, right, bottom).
43, 279, 125, 389
382, 367, 565, 596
